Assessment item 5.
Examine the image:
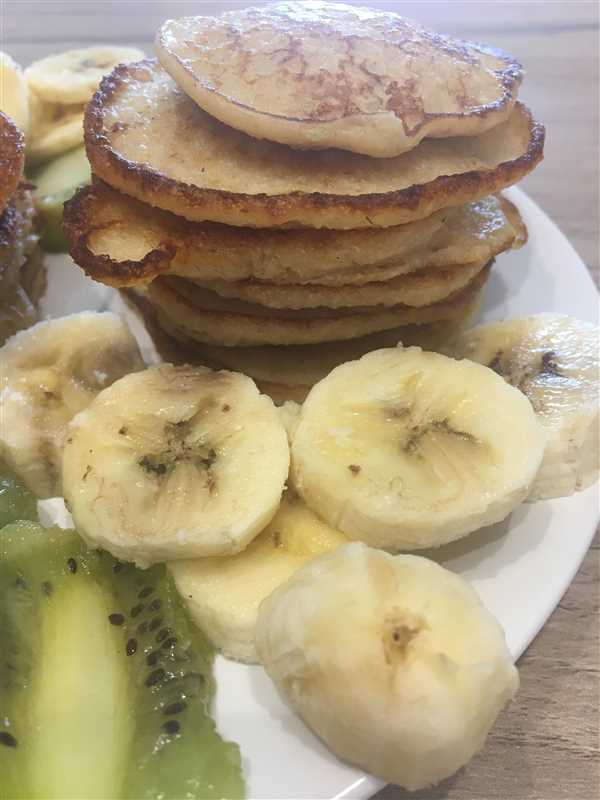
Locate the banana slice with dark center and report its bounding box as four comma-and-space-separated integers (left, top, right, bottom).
290, 346, 546, 551
0, 312, 144, 498
447, 313, 599, 499
62, 364, 289, 566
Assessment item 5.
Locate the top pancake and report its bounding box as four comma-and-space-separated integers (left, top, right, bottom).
0, 112, 25, 215
156, 2, 522, 158
85, 60, 544, 229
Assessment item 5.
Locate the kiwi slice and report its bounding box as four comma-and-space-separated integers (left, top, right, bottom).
0, 466, 37, 527
30, 146, 91, 252
0, 523, 244, 799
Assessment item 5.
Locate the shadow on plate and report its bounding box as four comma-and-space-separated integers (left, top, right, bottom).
417, 500, 552, 580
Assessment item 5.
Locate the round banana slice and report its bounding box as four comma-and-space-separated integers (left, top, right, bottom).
25, 46, 146, 105
169, 492, 346, 663
27, 103, 85, 163
63, 364, 290, 566
0, 312, 144, 499
447, 314, 599, 500
291, 347, 546, 550
256, 543, 519, 791
0, 52, 29, 134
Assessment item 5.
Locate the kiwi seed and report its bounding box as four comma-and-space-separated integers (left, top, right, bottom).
162, 720, 180, 735
155, 627, 172, 643
146, 652, 160, 667
145, 668, 166, 687
0, 732, 17, 748
163, 701, 186, 715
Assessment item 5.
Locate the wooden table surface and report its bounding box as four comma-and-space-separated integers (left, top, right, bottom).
4, 2, 599, 798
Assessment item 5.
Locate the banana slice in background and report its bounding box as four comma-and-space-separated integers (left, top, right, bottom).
170, 492, 347, 663
63, 364, 290, 566
256, 542, 518, 791
291, 347, 546, 551
0, 312, 144, 499
27, 104, 84, 163
0, 51, 29, 133
25, 46, 145, 105
447, 314, 599, 500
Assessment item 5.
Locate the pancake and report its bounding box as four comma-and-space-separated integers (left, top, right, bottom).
85, 60, 544, 229
0, 112, 25, 214
124, 286, 481, 404
65, 182, 521, 287
196, 258, 488, 310
0, 184, 37, 291
156, 3, 521, 158
144, 265, 490, 346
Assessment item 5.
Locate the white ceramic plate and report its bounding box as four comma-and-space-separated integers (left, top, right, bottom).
40, 187, 599, 800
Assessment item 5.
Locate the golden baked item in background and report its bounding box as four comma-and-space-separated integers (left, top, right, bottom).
0, 111, 25, 214
156, 2, 521, 157
0, 186, 44, 344
85, 60, 543, 229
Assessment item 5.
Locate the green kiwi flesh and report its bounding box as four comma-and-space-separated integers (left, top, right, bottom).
0, 466, 37, 527
0, 521, 244, 799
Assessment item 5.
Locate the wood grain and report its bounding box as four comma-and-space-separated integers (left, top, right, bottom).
2, 2, 599, 798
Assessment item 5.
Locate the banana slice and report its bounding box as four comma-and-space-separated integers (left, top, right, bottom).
0, 52, 29, 133
25, 46, 145, 105
256, 543, 518, 791
447, 314, 599, 500
291, 347, 546, 551
170, 492, 347, 663
63, 364, 290, 567
0, 312, 144, 499
279, 401, 301, 442
27, 105, 84, 163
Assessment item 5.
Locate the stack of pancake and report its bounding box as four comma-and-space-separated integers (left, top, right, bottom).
64, 2, 544, 402
0, 112, 45, 344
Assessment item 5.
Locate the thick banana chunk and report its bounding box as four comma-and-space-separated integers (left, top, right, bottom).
170, 492, 347, 663
447, 314, 599, 500
291, 347, 546, 550
0, 52, 29, 133
0, 312, 144, 498
25, 46, 145, 105
63, 364, 290, 566
256, 543, 518, 791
